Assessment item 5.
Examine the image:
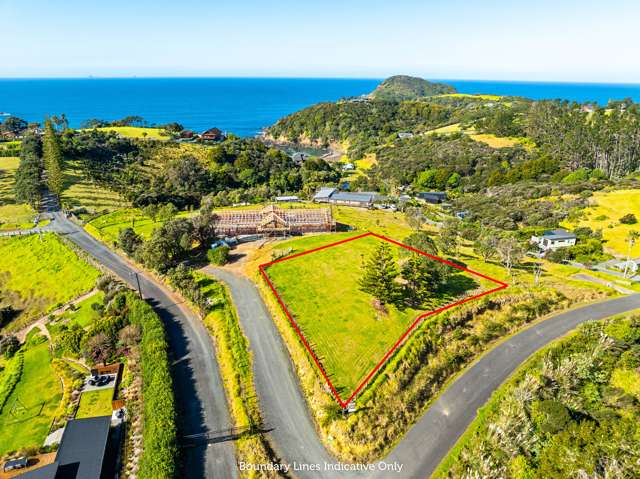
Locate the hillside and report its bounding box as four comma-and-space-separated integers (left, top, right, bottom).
369, 75, 456, 101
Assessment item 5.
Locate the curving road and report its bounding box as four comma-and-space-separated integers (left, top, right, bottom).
208, 267, 640, 479
49, 212, 238, 479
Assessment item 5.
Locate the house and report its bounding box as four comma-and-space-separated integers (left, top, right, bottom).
201, 127, 226, 142
212, 205, 334, 236
530, 229, 577, 251
342, 163, 355, 171
455, 210, 470, 220
313, 187, 337, 203
417, 191, 448, 204
291, 152, 309, 165
17, 416, 115, 479
179, 129, 196, 139
275, 195, 300, 202
397, 132, 414, 140
327, 191, 382, 208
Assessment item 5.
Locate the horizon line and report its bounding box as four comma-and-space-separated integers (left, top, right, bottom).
1, 75, 640, 86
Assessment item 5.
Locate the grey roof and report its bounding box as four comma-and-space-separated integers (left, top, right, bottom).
313, 187, 337, 200
418, 191, 447, 198
15, 463, 59, 479
541, 229, 577, 240
329, 191, 381, 203
55, 416, 111, 479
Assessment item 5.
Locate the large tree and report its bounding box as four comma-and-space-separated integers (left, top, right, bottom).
359, 242, 400, 305
14, 134, 43, 207
42, 118, 65, 197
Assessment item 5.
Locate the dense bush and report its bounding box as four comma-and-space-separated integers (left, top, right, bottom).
0, 351, 24, 412
207, 246, 230, 266
620, 213, 638, 224
127, 294, 177, 479
441, 315, 640, 478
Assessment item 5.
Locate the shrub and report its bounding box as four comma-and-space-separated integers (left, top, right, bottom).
207, 246, 230, 266
619, 213, 637, 225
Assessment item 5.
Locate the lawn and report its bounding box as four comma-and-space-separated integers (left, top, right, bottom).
0, 234, 100, 332
93, 126, 169, 140
0, 156, 42, 231
263, 233, 492, 398
60, 161, 128, 214
0, 339, 61, 456
55, 291, 104, 329
86, 208, 195, 244
75, 388, 113, 419
562, 189, 640, 257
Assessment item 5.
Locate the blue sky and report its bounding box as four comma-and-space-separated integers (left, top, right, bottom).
1, 0, 638, 82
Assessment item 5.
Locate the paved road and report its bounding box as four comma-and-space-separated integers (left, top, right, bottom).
208, 267, 640, 479
49, 212, 238, 479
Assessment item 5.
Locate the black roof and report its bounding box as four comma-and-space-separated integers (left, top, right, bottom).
55, 416, 111, 479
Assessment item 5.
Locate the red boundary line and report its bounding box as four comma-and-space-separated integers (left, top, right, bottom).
260, 232, 508, 408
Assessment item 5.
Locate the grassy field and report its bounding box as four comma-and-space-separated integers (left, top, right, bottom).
61, 161, 128, 214
0, 339, 61, 456
263, 233, 491, 396
468, 133, 534, 150
0, 234, 100, 332
86, 208, 195, 244
437, 93, 503, 101
562, 189, 640, 257
425, 123, 463, 135
75, 388, 113, 419
92, 126, 169, 140
0, 156, 42, 231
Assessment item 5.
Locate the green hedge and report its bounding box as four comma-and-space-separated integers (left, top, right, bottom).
0, 351, 24, 413
127, 294, 177, 479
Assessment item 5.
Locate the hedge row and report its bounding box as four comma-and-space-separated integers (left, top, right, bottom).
127, 294, 177, 479
0, 351, 24, 413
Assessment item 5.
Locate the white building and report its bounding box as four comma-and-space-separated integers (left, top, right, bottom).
530, 229, 577, 251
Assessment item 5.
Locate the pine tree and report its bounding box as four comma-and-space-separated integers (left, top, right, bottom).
358, 242, 399, 305
14, 134, 43, 208
401, 255, 434, 306
42, 119, 64, 197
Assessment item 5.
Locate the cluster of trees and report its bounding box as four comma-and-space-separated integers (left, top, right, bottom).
13, 121, 66, 206
14, 134, 43, 207
0, 116, 29, 136
62, 130, 340, 208
445, 315, 640, 478
526, 101, 640, 179
359, 232, 452, 309
268, 100, 456, 159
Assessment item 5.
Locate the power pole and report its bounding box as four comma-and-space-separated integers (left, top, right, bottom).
130, 272, 143, 299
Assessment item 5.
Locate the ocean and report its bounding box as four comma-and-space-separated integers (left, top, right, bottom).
1, 77, 640, 137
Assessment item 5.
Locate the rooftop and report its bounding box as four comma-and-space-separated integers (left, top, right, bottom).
541, 229, 577, 240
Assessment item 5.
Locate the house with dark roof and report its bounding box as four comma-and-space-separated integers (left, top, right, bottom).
17, 416, 114, 479
313, 187, 383, 208
313, 187, 337, 203
530, 229, 577, 251
327, 191, 382, 208
201, 127, 226, 142
417, 191, 448, 204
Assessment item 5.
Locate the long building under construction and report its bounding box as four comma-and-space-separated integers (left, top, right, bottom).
212, 205, 335, 236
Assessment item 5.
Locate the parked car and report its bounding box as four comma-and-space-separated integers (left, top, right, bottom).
3, 456, 28, 472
